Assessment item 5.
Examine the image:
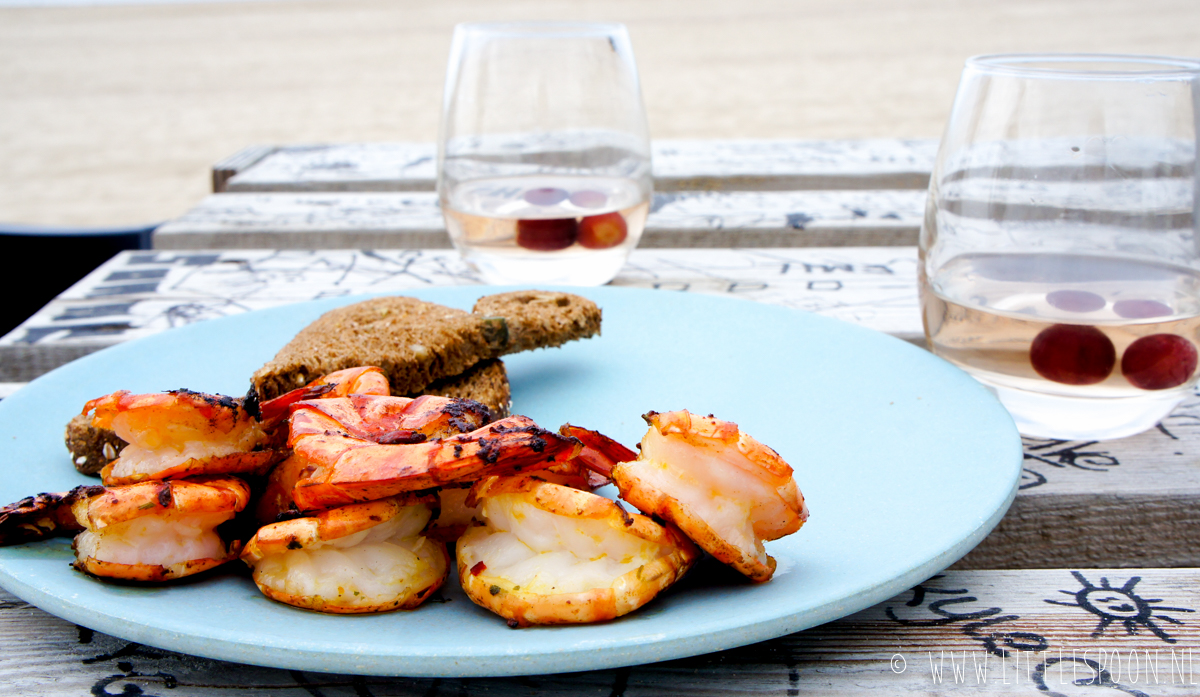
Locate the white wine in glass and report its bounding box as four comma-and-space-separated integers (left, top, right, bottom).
437, 22, 652, 286
920, 54, 1200, 439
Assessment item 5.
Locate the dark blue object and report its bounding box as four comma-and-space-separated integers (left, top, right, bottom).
0, 223, 157, 338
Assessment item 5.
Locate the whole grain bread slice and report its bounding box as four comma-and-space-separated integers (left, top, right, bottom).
472, 290, 602, 355
65, 412, 126, 476
252, 296, 505, 400
251, 291, 600, 401
414, 358, 511, 418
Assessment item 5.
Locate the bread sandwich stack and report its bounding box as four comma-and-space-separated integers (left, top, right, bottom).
251, 290, 602, 417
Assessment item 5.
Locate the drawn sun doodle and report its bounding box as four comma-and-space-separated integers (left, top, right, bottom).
1045, 571, 1194, 644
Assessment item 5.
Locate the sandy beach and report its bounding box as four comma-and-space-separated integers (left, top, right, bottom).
1, 0, 1198, 227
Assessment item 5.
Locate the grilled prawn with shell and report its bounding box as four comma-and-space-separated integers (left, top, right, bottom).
255, 393, 493, 523
427, 456, 600, 542
241, 494, 448, 614
1, 476, 249, 583
72, 475, 251, 581
457, 475, 699, 627
79, 366, 390, 486
608, 410, 807, 582
86, 390, 282, 486
0, 485, 105, 546
289, 413, 581, 512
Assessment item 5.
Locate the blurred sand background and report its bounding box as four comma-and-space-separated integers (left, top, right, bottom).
1, 0, 1199, 227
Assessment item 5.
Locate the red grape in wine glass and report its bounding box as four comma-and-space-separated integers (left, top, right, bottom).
1121, 334, 1198, 390
1030, 324, 1116, 385
516, 218, 577, 251
578, 212, 628, 249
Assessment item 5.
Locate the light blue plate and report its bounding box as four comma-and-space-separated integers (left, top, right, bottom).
0, 286, 1021, 677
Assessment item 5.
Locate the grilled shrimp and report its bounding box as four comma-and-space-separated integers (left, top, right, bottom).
427, 457, 599, 542
71, 475, 250, 581
457, 475, 699, 627
0, 485, 105, 545
255, 394, 494, 523
86, 390, 283, 486
289, 415, 581, 512
608, 410, 807, 583
82, 367, 390, 487
241, 494, 448, 614
289, 394, 492, 444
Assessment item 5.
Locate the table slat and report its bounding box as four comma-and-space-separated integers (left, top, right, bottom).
3, 568, 1197, 695
152, 190, 925, 250
218, 139, 937, 194
0, 248, 923, 379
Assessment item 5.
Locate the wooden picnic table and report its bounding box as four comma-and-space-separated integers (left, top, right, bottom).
1, 140, 1197, 695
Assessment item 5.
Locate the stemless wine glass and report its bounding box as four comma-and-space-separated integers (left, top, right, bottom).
437, 22, 652, 286
920, 54, 1200, 440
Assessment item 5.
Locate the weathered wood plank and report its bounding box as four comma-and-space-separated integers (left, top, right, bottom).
0, 248, 925, 374
211, 145, 277, 193
2, 569, 1197, 694
152, 190, 924, 249
652, 138, 937, 192
953, 398, 1200, 569
221, 139, 938, 194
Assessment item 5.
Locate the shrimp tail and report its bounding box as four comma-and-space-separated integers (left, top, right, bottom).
257, 382, 337, 428
258, 366, 392, 431
558, 424, 636, 484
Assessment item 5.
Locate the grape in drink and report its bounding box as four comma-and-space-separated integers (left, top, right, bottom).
921, 252, 1200, 399
442, 175, 649, 286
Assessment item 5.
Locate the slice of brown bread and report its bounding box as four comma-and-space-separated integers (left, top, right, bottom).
473, 290, 602, 355
251, 296, 508, 400
65, 412, 126, 476
414, 358, 511, 418
252, 291, 600, 401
